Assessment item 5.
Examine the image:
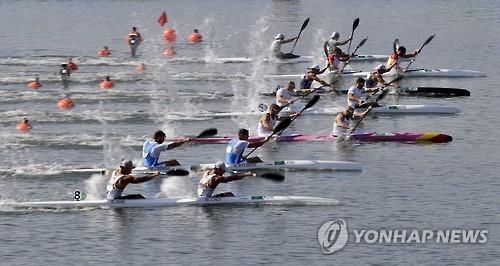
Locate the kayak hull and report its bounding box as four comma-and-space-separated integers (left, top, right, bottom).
5, 195, 338, 209
168, 132, 452, 144
203, 104, 460, 118
191, 160, 362, 171
266, 68, 486, 80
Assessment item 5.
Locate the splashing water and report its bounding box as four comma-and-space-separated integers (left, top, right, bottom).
84, 173, 108, 200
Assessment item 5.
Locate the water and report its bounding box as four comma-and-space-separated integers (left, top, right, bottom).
1, 0, 499, 264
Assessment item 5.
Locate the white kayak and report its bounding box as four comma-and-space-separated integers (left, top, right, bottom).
64, 166, 190, 175
191, 160, 362, 171
4, 195, 338, 209
266, 68, 486, 80
204, 104, 460, 118
211, 54, 392, 64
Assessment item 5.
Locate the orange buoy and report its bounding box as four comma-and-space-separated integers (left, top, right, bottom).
98, 46, 111, 57
100, 76, 114, 89
26, 79, 42, 89
136, 63, 146, 72
67, 58, 78, 71
163, 28, 176, 43
16, 118, 32, 132
163, 47, 176, 56
57, 97, 74, 110
188, 29, 202, 43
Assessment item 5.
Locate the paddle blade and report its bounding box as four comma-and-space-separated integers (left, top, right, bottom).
323, 41, 329, 57
304, 95, 320, 110
196, 128, 218, 138
421, 34, 435, 49
259, 173, 285, 182
356, 38, 368, 50
393, 38, 399, 54
164, 169, 190, 176
352, 18, 360, 31
301, 17, 310, 31
273, 117, 292, 134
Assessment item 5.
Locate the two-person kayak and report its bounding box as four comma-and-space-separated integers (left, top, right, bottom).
4, 195, 338, 209
168, 132, 452, 144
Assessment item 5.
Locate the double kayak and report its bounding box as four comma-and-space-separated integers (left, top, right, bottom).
204, 104, 460, 118
210, 54, 394, 64
191, 160, 362, 172
4, 195, 338, 209
266, 68, 486, 80
273, 87, 471, 97
168, 132, 453, 144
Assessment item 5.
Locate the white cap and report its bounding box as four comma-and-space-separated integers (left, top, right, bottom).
331, 32, 339, 38
376, 64, 386, 70
214, 161, 226, 170
275, 33, 284, 40
308, 64, 320, 70
120, 160, 135, 169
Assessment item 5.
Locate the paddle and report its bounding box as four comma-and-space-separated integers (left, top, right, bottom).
257, 172, 285, 182
323, 41, 329, 58
163, 169, 190, 176
290, 18, 310, 54
143, 168, 190, 176
242, 172, 285, 182
243, 117, 292, 159
350, 106, 373, 134
194, 128, 218, 138
405, 34, 435, 71
393, 38, 399, 55
346, 18, 360, 54
340, 37, 368, 72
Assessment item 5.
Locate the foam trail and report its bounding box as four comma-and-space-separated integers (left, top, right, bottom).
160, 175, 195, 198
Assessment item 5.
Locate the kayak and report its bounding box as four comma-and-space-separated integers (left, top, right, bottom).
191, 160, 362, 171
335, 87, 471, 97
265, 68, 486, 80
4, 195, 338, 209
168, 132, 452, 144
203, 104, 460, 118
360, 104, 460, 114
389, 87, 470, 97
211, 54, 393, 64
65, 166, 190, 175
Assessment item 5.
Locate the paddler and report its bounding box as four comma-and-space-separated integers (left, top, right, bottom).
127, 26, 143, 57
143, 130, 191, 169
258, 104, 280, 137
226, 128, 268, 166
324, 31, 351, 54
365, 64, 392, 89
327, 47, 351, 73
59, 63, 71, 86
276, 81, 297, 107
387, 46, 419, 73
270, 33, 300, 59
332, 105, 370, 136
347, 77, 379, 107
300, 64, 331, 91
106, 160, 160, 200
198, 161, 254, 199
